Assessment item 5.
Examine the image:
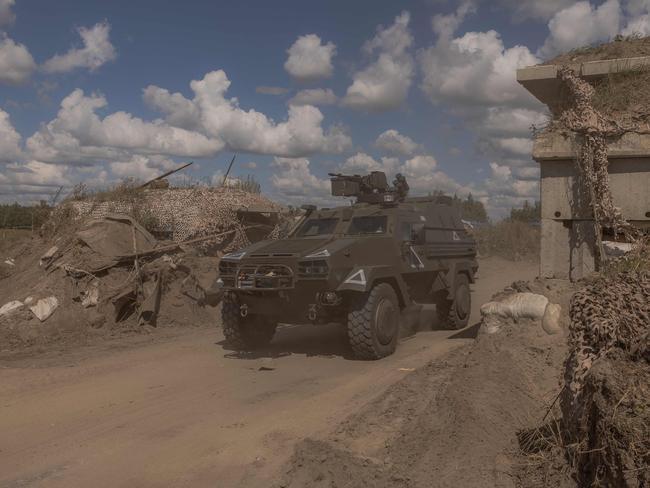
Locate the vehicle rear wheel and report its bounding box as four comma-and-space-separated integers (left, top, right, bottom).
437, 274, 471, 330
221, 293, 277, 349
347, 283, 400, 360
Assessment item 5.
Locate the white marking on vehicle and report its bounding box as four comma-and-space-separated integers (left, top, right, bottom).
305, 249, 330, 258
410, 246, 425, 269
344, 269, 367, 286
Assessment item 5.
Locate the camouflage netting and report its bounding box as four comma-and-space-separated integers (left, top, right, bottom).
547, 44, 650, 485
61, 187, 284, 250
555, 66, 639, 242
561, 272, 650, 487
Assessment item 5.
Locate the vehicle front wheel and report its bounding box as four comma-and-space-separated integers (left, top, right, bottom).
347, 283, 400, 360
437, 273, 471, 330
221, 293, 277, 349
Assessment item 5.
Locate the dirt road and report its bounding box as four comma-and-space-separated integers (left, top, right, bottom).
0, 257, 537, 488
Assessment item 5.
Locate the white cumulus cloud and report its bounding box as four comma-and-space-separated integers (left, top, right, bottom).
143, 85, 201, 130
0, 108, 22, 162
0, 0, 15, 26
153, 70, 351, 157
109, 155, 176, 180
270, 156, 333, 203
375, 129, 419, 156
343, 11, 414, 112
497, 0, 576, 21
42, 21, 117, 73
417, 11, 547, 216
27, 69, 351, 169
26, 89, 223, 164
0, 160, 73, 203
538, 0, 621, 59
0, 36, 36, 85
288, 88, 338, 106
284, 34, 336, 82
419, 29, 539, 107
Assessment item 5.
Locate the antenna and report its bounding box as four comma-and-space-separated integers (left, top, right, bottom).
222, 154, 237, 186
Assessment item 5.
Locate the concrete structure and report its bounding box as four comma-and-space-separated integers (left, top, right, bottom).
517, 57, 650, 280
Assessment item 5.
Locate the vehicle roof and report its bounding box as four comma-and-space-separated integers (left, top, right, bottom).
311, 199, 455, 218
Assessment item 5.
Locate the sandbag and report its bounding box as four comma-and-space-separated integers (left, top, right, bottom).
480, 293, 549, 321
542, 303, 562, 335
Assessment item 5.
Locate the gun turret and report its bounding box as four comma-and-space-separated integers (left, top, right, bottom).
328, 171, 407, 204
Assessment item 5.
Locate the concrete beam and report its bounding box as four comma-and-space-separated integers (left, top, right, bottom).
539, 157, 650, 221
517, 55, 650, 107
533, 130, 650, 160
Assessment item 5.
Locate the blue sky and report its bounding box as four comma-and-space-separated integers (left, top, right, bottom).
0, 0, 647, 216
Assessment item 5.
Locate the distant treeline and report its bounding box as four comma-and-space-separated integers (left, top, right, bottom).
452, 193, 488, 222
0, 202, 51, 229
509, 200, 540, 223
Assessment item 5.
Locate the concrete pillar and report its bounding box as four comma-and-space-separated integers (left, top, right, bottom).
540, 218, 571, 279
569, 220, 597, 280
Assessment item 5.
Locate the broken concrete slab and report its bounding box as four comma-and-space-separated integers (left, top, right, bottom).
29, 297, 59, 322
603, 240, 634, 257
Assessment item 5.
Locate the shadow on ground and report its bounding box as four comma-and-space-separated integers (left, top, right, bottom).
218, 322, 356, 360
217, 309, 481, 360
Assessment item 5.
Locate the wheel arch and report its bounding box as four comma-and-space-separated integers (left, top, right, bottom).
371, 277, 406, 308
432, 262, 475, 301
337, 266, 409, 309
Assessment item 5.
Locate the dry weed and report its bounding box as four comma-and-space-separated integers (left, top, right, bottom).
473, 221, 540, 261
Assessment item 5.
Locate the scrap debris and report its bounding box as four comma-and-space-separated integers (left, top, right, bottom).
29, 297, 59, 322
0, 202, 277, 349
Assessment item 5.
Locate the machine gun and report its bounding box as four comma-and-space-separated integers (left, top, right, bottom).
328, 171, 408, 204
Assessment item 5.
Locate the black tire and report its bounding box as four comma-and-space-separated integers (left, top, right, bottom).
221, 293, 277, 349
437, 274, 471, 330
347, 283, 400, 360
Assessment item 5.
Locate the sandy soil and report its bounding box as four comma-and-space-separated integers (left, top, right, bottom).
0, 257, 537, 488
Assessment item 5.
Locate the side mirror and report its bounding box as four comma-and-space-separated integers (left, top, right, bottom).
300, 204, 316, 217
412, 224, 426, 244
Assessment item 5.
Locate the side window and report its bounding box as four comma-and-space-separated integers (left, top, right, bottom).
400, 222, 424, 242
400, 222, 412, 241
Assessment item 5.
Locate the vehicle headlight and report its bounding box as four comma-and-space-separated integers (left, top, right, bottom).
222, 250, 246, 260
298, 260, 329, 278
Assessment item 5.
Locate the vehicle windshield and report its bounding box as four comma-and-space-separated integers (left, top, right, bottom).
295, 218, 339, 237
346, 216, 388, 235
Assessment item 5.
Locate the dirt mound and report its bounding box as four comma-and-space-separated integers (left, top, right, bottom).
542, 37, 650, 128
0, 214, 224, 355
543, 36, 650, 65
567, 355, 650, 487
278, 280, 577, 488
559, 271, 650, 487
278, 439, 410, 488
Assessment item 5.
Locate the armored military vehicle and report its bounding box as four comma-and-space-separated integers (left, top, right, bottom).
217, 171, 478, 359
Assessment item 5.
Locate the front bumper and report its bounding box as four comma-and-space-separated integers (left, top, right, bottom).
219, 262, 294, 290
